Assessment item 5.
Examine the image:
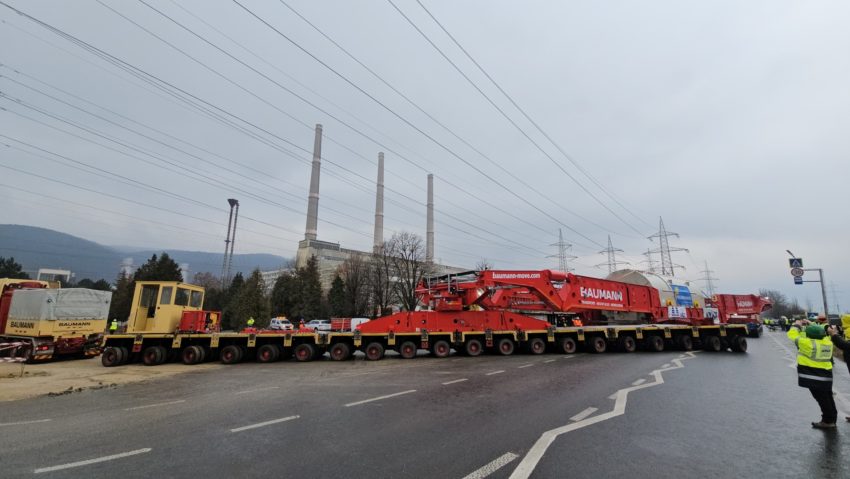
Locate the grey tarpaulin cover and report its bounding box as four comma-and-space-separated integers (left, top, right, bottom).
8, 289, 112, 321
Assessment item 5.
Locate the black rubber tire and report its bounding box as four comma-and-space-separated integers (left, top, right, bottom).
496, 338, 515, 356
464, 338, 483, 357
560, 337, 577, 354
431, 340, 451, 358
730, 335, 748, 353
142, 346, 166, 366
116, 346, 129, 364
329, 343, 351, 361
293, 343, 316, 362
703, 335, 722, 352
256, 344, 280, 363
677, 335, 694, 351
364, 342, 385, 361
181, 345, 202, 365
588, 336, 607, 354
618, 335, 637, 353
526, 337, 546, 355
645, 335, 664, 352
399, 341, 417, 359
101, 347, 121, 367
220, 345, 242, 364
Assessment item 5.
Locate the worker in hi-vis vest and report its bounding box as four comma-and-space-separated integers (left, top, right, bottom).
788, 319, 836, 428
247, 317, 255, 328
109, 319, 118, 334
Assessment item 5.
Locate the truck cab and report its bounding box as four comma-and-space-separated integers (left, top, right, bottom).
129, 281, 206, 334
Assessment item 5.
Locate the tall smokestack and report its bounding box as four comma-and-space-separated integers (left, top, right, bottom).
373, 152, 384, 251
426, 173, 434, 263
305, 123, 323, 241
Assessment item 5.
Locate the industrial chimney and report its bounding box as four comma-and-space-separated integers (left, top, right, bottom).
304, 124, 322, 241
426, 173, 434, 263
373, 152, 384, 251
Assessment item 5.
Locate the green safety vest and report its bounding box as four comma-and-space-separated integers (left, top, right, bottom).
788, 328, 833, 370
109, 321, 118, 331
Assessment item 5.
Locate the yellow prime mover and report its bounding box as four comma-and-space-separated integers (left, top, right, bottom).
0, 278, 112, 361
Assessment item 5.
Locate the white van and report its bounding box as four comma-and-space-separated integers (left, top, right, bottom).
269, 317, 293, 331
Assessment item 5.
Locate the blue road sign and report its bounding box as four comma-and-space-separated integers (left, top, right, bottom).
794, 276, 803, 285
789, 258, 803, 268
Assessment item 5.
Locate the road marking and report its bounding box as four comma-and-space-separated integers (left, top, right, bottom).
607, 393, 617, 400
235, 386, 280, 395
461, 452, 519, 479
34, 448, 151, 474
631, 379, 646, 386
0, 418, 51, 427
662, 363, 671, 368
442, 378, 468, 385
518, 364, 534, 369
569, 407, 598, 422
485, 370, 505, 376
562, 355, 575, 359
510, 351, 698, 479
124, 400, 185, 411
543, 359, 555, 363
230, 415, 299, 433
345, 390, 417, 407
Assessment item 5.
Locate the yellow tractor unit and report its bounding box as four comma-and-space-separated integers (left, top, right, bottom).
0, 278, 112, 361
101, 281, 223, 366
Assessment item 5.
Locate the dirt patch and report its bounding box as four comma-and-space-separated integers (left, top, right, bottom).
0, 358, 222, 402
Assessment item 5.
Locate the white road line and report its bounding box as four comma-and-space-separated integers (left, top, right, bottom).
518, 364, 534, 369
562, 355, 575, 359
543, 359, 555, 363
510, 351, 698, 479
0, 418, 51, 427
235, 386, 280, 395
462, 452, 519, 479
345, 390, 417, 407
607, 393, 617, 400
124, 400, 185, 411
631, 379, 646, 386
569, 407, 598, 422
442, 378, 468, 385
485, 370, 505, 376
662, 363, 671, 368
34, 448, 151, 474
230, 415, 299, 433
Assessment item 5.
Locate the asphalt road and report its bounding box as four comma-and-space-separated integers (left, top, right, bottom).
2, 331, 849, 478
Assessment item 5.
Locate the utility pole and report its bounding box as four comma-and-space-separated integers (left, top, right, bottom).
548, 229, 577, 272
699, 260, 719, 296
220, 198, 239, 289
640, 249, 658, 274
648, 217, 687, 276
596, 235, 629, 274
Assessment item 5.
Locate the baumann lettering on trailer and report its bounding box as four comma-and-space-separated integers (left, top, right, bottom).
579, 287, 623, 302
491, 273, 541, 280
10, 321, 35, 329
736, 301, 754, 308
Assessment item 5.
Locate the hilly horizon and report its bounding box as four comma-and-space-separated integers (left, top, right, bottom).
0, 224, 290, 283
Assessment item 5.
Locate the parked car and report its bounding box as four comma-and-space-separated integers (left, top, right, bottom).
305, 319, 332, 332
269, 317, 293, 331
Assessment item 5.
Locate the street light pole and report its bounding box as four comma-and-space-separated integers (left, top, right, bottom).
786, 250, 830, 317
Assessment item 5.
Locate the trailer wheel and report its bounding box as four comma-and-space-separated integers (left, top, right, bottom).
142, 346, 166, 366
703, 335, 722, 352
730, 335, 748, 353
256, 344, 280, 363
399, 341, 418, 359
431, 340, 451, 358
364, 342, 385, 361
677, 335, 694, 351
115, 346, 129, 364
464, 338, 483, 357
559, 337, 577, 354
220, 345, 242, 364
618, 335, 637, 353
496, 338, 515, 356
101, 347, 121, 367
329, 343, 352, 361
293, 343, 316, 362
526, 337, 546, 355
181, 345, 202, 365
644, 335, 664, 352
587, 336, 607, 354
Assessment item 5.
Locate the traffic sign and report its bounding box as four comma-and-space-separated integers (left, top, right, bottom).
794, 276, 803, 285
789, 258, 803, 268
790, 268, 804, 277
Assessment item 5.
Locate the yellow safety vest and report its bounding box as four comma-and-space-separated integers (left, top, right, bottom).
788, 327, 833, 370
109, 321, 118, 331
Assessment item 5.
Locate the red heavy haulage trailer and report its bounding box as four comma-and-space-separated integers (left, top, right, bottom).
709, 294, 773, 337
102, 269, 764, 367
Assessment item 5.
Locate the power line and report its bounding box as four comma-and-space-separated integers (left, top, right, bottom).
596, 235, 629, 274
699, 260, 719, 296
648, 217, 687, 276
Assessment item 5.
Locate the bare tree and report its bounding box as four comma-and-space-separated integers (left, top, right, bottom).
339, 253, 369, 316
369, 243, 395, 317
475, 259, 493, 271
388, 232, 430, 311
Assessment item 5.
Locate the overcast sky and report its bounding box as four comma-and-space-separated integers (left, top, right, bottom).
1, 0, 848, 312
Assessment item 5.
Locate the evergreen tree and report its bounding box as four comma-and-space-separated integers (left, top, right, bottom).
221, 273, 244, 330
0, 256, 29, 279
227, 269, 269, 330
328, 275, 347, 316
133, 253, 183, 282
298, 255, 325, 320
109, 271, 133, 321
270, 271, 300, 318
